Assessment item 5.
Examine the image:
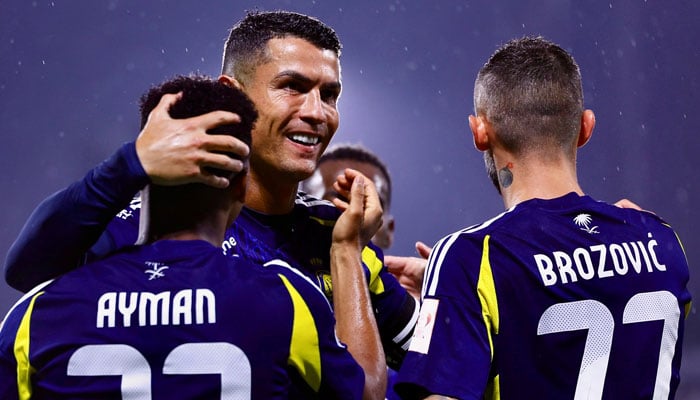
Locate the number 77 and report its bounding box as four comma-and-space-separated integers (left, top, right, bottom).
537, 290, 680, 400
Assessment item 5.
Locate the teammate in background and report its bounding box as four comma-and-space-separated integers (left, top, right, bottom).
395, 36, 691, 399
301, 143, 430, 297
4, 10, 407, 394
302, 143, 430, 399
302, 143, 396, 250
0, 75, 379, 398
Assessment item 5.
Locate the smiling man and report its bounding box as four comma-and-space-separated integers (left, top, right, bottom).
5, 10, 418, 399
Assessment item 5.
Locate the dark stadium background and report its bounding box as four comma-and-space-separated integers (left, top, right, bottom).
1, 1, 698, 396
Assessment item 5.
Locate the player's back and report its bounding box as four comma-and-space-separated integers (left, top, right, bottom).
0, 239, 363, 399
89, 191, 417, 370
427, 193, 691, 399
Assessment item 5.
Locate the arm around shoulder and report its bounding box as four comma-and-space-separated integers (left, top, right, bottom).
4, 142, 148, 291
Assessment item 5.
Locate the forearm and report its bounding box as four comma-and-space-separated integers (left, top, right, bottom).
4, 142, 149, 291
331, 242, 387, 400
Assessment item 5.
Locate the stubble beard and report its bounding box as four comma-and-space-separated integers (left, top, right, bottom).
484, 150, 502, 195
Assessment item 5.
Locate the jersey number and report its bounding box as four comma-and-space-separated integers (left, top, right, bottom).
67, 342, 251, 399
537, 290, 680, 400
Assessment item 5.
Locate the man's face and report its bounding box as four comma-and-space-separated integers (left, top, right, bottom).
241, 37, 341, 184
305, 158, 395, 250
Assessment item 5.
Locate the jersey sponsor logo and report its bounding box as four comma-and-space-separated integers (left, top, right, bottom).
221, 235, 239, 257
534, 233, 667, 286
315, 271, 333, 300
574, 213, 599, 234
116, 195, 142, 220
144, 261, 169, 280
96, 288, 216, 328
408, 298, 439, 355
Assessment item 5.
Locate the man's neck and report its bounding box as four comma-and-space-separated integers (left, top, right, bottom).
499, 157, 583, 209
148, 214, 229, 247
244, 170, 299, 215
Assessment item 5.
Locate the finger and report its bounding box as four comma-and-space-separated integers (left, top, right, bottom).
416, 241, 432, 259
614, 198, 642, 211
199, 153, 246, 174
200, 135, 250, 158
149, 92, 183, 121
348, 174, 366, 215
344, 168, 379, 209
332, 180, 351, 201
334, 173, 351, 191
383, 255, 405, 271
345, 168, 377, 192
354, 169, 382, 219
193, 173, 231, 189
189, 109, 242, 131
331, 196, 349, 212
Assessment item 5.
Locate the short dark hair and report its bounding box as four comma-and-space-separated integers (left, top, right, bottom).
139, 74, 256, 151
221, 10, 341, 83
319, 143, 392, 207
138, 75, 258, 240
474, 36, 584, 156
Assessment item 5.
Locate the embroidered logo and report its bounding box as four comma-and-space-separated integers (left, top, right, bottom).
116, 195, 142, 220
574, 213, 599, 234
144, 261, 169, 280
315, 271, 333, 301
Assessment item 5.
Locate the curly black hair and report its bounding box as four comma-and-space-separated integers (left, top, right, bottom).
139, 74, 257, 151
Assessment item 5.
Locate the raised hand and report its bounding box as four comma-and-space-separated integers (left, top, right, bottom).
331, 168, 383, 248
385, 241, 432, 299
135, 92, 250, 188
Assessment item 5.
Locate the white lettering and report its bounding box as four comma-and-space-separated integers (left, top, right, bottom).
591, 245, 613, 279
572, 248, 595, 280
97, 293, 117, 328
535, 254, 558, 287
196, 289, 216, 324
554, 251, 577, 284
173, 290, 192, 325
622, 242, 643, 273
139, 291, 171, 326
648, 234, 667, 271
221, 236, 237, 256
533, 236, 668, 286
610, 244, 628, 275
118, 292, 138, 327
96, 289, 216, 328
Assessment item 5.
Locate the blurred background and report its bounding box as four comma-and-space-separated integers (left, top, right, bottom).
1, 0, 698, 396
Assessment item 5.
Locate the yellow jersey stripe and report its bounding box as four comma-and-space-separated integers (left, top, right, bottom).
309, 216, 336, 227
362, 246, 385, 294
278, 274, 322, 392
15, 291, 43, 400
477, 236, 499, 353
477, 235, 500, 398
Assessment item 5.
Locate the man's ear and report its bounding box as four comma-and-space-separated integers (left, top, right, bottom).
469, 114, 490, 151
577, 109, 595, 147
218, 74, 244, 91
229, 168, 248, 201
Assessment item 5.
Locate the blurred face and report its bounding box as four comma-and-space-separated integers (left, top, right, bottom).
305, 159, 395, 250
241, 37, 341, 184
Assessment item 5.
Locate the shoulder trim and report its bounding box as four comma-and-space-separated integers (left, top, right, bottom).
263, 259, 332, 310
277, 273, 323, 393
15, 291, 44, 400
295, 192, 334, 208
